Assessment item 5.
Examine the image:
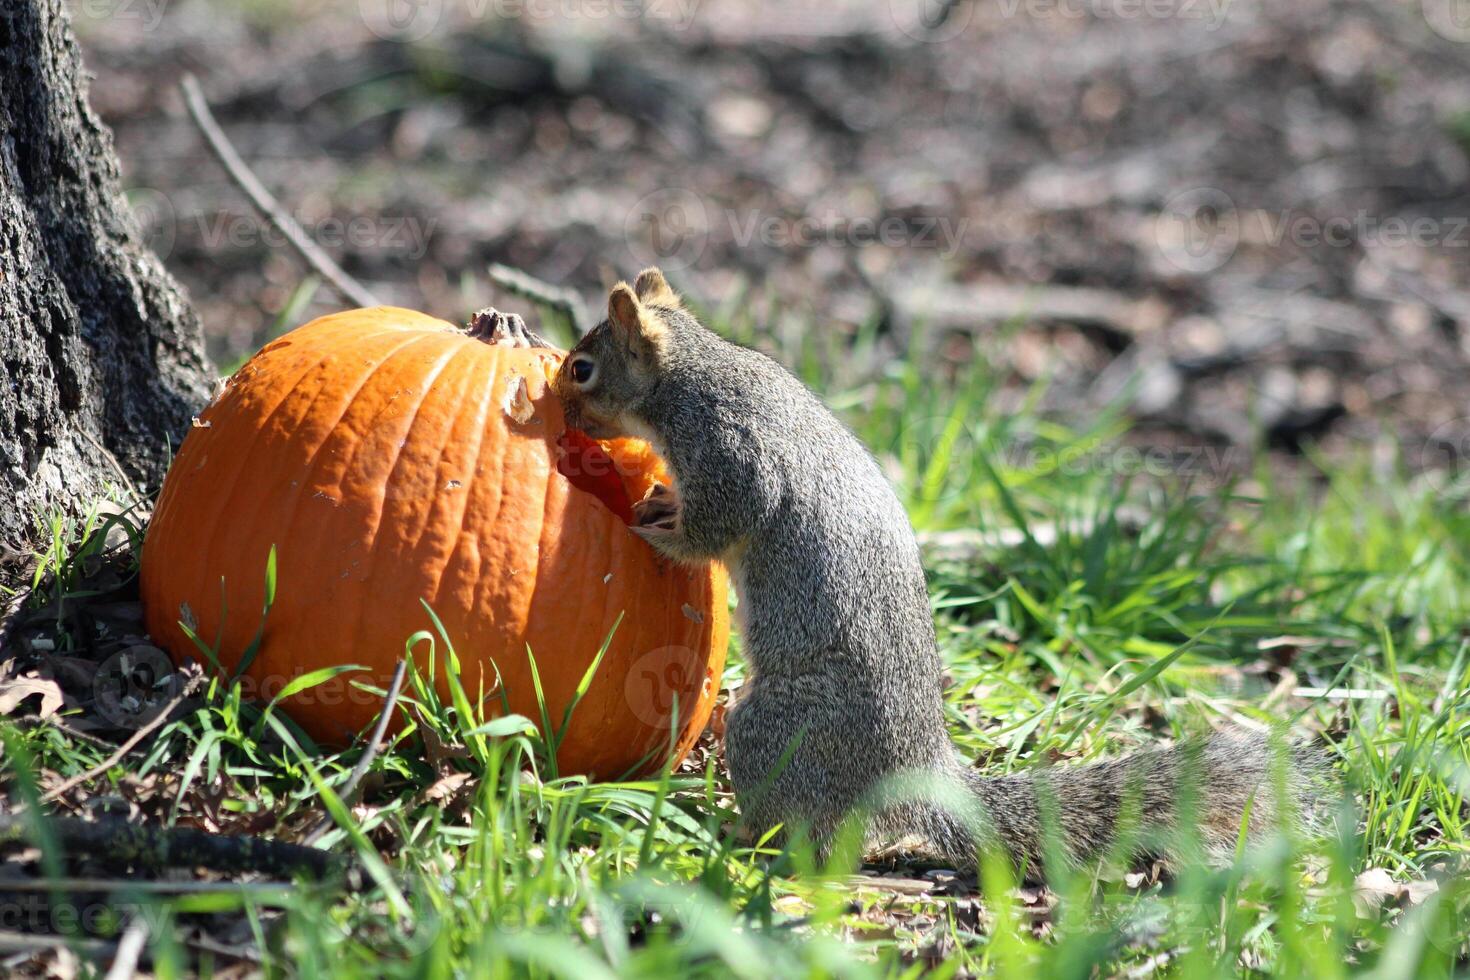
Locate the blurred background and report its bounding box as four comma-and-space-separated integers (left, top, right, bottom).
75, 0, 1470, 478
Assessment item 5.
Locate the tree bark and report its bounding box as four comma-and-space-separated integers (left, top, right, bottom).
0, 0, 210, 551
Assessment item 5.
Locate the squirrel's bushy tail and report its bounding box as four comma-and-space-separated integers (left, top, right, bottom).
896, 733, 1329, 879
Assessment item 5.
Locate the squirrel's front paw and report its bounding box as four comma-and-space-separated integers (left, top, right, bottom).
631, 483, 685, 555
632, 482, 680, 530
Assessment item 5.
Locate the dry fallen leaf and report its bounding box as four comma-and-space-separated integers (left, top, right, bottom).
423, 770, 473, 808
1353, 867, 1402, 917
45, 942, 80, 980
421, 722, 471, 771
0, 674, 64, 718
1404, 878, 1441, 906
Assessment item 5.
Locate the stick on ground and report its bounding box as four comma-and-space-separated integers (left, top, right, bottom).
487, 262, 589, 333
0, 815, 337, 880
101, 916, 148, 980
304, 659, 408, 845
39, 675, 200, 805
179, 74, 380, 310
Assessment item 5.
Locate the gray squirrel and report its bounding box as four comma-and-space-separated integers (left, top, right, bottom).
551, 268, 1326, 877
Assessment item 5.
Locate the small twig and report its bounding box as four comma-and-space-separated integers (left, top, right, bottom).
38, 679, 197, 806
1261, 669, 1299, 711
890, 280, 1156, 337
0, 930, 117, 958
0, 816, 338, 880
0, 928, 263, 966
182, 933, 266, 966
0, 877, 295, 895
101, 916, 148, 980
339, 659, 408, 802
179, 74, 380, 309
487, 262, 589, 332
304, 659, 407, 845
0, 584, 31, 665
76, 430, 142, 502
15, 717, 125, 754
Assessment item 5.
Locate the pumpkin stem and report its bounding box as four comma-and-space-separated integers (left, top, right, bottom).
466, 308, 558, 351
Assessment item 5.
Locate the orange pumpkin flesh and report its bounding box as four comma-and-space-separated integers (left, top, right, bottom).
140, 307, 728, 778
557, 430, 636, 524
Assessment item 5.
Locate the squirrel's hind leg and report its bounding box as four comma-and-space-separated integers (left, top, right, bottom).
724, 685, 865, 862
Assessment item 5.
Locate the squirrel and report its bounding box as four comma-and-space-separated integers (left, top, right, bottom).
550, 268, 1326, 878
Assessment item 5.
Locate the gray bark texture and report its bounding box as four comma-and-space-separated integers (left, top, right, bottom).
1, 0, 210, 550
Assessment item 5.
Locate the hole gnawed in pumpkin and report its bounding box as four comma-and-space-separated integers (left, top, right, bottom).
557, 429, 636, 524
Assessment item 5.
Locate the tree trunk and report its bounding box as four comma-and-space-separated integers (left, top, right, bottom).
0, 0, 210, 552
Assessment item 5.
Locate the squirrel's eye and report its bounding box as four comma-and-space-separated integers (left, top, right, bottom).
569, 357, 596, 385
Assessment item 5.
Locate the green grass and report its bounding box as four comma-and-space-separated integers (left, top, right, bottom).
3, 308, 1468, 977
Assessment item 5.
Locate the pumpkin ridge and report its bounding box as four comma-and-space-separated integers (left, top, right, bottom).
591, 500, 627, 769
685, 569, 724, 758
529, 443, 621, 772
465, 355, 518, 675
275, 331, 445, 528
594, 480, 645, 771
528, 454, 593, 760
516, 402, 560, 735
219, 329, 427, 542
423, 347, 503, 626
592, 485, 621, 753
412, 344, 496, 615
342, 339, 467, 672
656, 566, 689, 765
624, 555, 662, 768
242, 331, 448, 688
163, 327, 407, 611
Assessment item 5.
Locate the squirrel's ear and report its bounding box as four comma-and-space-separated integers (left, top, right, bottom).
607, 282, 668, 356
633, 267, 679, 307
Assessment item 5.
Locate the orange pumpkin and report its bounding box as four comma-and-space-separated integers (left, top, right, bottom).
140, 307, 728, 777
